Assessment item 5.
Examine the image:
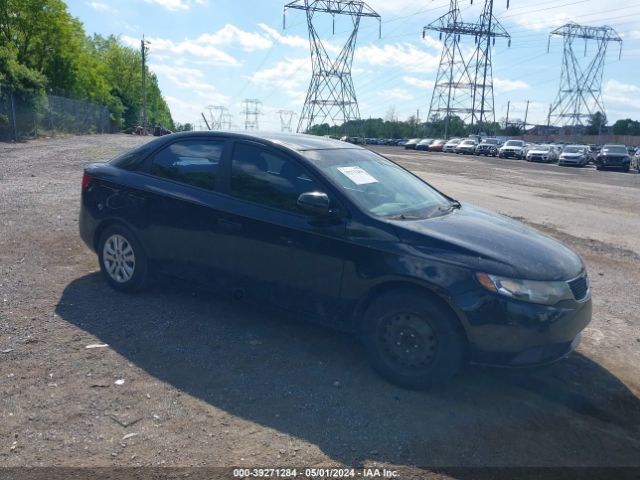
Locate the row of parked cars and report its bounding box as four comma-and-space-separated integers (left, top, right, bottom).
399, 137, 638, 172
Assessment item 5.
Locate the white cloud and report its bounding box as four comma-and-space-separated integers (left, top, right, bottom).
85, 1, 116, 13
149, 63, 230, 103
356, 43, 440, 73
493, 78, 530, 93
510, 1, 640, 33
249, 57, 310, 91
197, 24, 273, 52
121, 35, 240, 66
379, 88, 414, 101
258, 23, 308, 49
143, 0, 208, 11
403, 76, 434, 89
603, 80, 640, 110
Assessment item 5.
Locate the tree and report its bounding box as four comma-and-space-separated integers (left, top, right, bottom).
612, 118, 640, 136
586, 111, 607, 135
0, 2, 175, 132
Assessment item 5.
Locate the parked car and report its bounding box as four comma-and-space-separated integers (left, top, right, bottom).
595, 144, 631, 172
526, 145, 559, 163
455, 139, 478, 155
404, 138, 421, 150
498, 140, 526, 159
475, 139, 500, 157
80, 132, 592, 390
416, 139, 434, 151
428, 139, 447, 152
443, 138, 461, 153
633, 150, 640, 172
558, 145, 590, 167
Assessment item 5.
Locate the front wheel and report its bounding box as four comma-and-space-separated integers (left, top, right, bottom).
361, 291, 465, 390
98, 225, 149, 293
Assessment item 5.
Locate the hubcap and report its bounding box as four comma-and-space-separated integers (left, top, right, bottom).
377, 313, 438, 372
103, 234, 135, 283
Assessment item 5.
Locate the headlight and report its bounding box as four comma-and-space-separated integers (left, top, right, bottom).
476, 273, 574, 305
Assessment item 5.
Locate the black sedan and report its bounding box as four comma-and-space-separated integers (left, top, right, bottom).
595, 144, 631, 172
80, 132, 591, 390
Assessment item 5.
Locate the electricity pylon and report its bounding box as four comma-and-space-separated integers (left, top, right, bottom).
548, 22, 622, 128
206, 105, 230, 130
243, 99, 262, 131
277, 110, 297, 132
284, 0, 381, 135
424, 0, 510, 136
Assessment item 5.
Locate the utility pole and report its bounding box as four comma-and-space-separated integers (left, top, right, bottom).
284, 0, 381, 136
547, 23, 622, 128
505, 100, 510, 130
523, 100, 530, 130
141, 36, 150, 134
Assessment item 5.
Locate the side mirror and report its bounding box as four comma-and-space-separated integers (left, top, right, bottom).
297, 191, 331, 216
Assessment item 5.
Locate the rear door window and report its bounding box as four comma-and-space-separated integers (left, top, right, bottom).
150, 140, 224, 191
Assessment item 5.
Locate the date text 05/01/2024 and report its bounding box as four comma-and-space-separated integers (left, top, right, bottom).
232, 468, 400, 478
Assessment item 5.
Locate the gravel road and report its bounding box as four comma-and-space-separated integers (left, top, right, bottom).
1, 135, 639, 475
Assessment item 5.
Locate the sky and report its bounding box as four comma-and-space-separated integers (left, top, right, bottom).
68, 0, 640, 132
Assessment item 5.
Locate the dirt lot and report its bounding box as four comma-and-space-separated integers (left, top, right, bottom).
1, 135, 639, 474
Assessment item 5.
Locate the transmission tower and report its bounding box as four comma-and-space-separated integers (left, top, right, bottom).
278, 110, 297, 132
548, 22, 622, 129
284, 1, 381, 135
424, 0, 510, 136
206, 105, 230, 130
467, 0, 510, 129
243, 99, 262, 131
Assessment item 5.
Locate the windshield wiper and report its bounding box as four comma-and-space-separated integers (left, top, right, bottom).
448, 199, 461, 209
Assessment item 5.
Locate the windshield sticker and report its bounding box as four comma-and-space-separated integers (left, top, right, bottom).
337, 166, 379, 185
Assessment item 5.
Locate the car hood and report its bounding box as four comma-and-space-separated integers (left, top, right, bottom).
390, 204, 584, 281
561, 153, 582, 157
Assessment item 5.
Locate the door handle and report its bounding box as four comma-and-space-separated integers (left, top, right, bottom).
217, 218, 242, 233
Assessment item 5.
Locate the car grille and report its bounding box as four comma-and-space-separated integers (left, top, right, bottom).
568, 275, 589, 301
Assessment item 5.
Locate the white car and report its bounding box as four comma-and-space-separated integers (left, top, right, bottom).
443, 138, 462, 153
558, 145, 589, 167
526, 145, 559, 163
498, 140, 526, 159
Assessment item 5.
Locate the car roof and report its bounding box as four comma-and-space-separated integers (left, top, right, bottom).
153, 131, 364, 152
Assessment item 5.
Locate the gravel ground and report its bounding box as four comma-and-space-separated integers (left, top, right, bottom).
1, 135, 639, 475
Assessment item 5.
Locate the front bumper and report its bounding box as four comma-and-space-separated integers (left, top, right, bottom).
500, 150, 522, 158
454, 288, 592, 367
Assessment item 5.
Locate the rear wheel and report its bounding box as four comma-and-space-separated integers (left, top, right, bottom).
98, 225, 149, 293
361, 291, 465, 390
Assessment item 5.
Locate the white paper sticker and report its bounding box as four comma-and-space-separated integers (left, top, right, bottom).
337, 166, 379, 185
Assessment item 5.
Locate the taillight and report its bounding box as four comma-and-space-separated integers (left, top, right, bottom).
81, 173, 93, 192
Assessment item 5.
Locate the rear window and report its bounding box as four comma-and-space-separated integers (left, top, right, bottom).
109, 145, 154, 171
149, 140, 224, 190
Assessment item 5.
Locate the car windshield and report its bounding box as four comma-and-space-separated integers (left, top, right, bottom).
534, 146, 551, 152
563, 147, 581, 153
482, 139, 499, 145
461, 140, 475, 145
505, 140, 523, 147
304, 148, 452, 220
447, 139, 461, 145
603, 146, 627, 154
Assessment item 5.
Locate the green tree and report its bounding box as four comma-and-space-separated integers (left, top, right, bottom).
586, 111, 607, 135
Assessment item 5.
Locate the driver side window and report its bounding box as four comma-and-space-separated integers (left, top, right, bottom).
230, 143, 322, 213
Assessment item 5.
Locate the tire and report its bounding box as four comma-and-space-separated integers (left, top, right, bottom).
596, 165, 602, 171
360, 290, 466, 390
98, 224, 149, 293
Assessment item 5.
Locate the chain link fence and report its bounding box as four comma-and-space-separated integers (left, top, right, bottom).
0, 92, 111, 142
